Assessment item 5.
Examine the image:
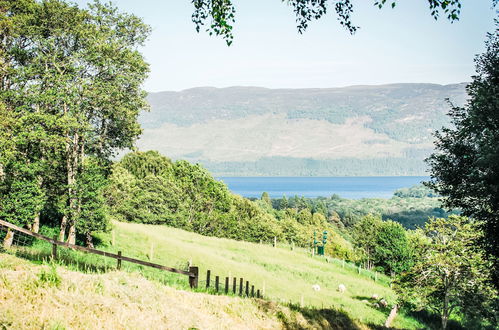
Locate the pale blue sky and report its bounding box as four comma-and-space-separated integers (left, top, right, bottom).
76, 0, 496, 92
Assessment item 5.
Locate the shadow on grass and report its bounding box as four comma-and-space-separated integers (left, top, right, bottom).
255, 299, 364, 330
352, 295, 468, 330
13, 247, 112, 274
407, 309, 465, 330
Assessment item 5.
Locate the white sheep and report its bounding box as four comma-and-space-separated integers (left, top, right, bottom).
312, 284, 321, 291
337, 284, 346, 293
379, 299, 388, 308
371, 294, 379, 300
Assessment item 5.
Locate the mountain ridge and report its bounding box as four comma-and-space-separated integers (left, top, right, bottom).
138, 83, 468, 176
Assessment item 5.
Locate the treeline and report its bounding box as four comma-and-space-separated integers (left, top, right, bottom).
203, 156, 428, 176
269, 189, 456, 230
106, 151, 354, 259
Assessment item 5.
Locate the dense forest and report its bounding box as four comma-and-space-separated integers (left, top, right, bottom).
203, 156, 429, 176
266, 184, 457, 229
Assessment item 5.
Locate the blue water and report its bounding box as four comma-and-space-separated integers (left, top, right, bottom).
217, 176, 429, 199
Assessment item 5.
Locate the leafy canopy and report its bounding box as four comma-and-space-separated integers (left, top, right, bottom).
426, 23, 499, 284
395, 216, 498, 329
191, 0, 466, 45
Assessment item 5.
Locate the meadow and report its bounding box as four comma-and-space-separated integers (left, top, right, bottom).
1, 221, 431, 329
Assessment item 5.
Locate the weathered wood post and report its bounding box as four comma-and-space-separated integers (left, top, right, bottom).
225, 277, 229, 294
245, 281, 249, 296
189, 266, 199, 289
239, 278, 243, 296
2, 228, 14, 249
385, 305, 398, 328
251, 285, 254, 297
206, 270, 211, 288
117, 251, 122, 270
232, 277, 237, 294
257, 289, 260, 298
215, 275, 219, 292
273, 236, 277, 248
51, 235, 57, 260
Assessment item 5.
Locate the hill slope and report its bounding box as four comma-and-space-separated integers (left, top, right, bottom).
0, 253, 344, 329
2, 221, 427, 328
138, 83, 467, 176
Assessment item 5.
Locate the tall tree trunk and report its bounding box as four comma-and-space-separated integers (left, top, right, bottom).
442, 276, 449, 330
2, 228, 14, 249
441, 314, 448, 330
59, 215, 67, 242
66, 130, 79, 245
67, 224, 76, 245
31, 212, 40, 233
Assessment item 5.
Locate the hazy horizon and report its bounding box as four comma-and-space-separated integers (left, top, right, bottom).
73, 0, 495, 92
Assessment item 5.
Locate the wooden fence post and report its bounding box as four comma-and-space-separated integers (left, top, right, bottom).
245, 281, 249, 296
225, 277, 229, 294
117, 251, 122, 270
51, 235, 57, 260
273, 236, 277, 248
239, 278, 243, 296
215, 275, 219, 292
257, 289, 260, 298
232, 277, 237, 294
189, 266, 199, 289
206, 270, 211, 288
251, 285, 254, 297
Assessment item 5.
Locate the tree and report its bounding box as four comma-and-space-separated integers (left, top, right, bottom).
261, 191, 271, 206
191, 0, 466, 45
395, 216, 498, 330
352, 214, 382, 269
374, 220, 412, 276
74, 158, 109, 248
426, 24, 499, 286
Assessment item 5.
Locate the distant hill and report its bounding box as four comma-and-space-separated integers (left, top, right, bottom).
138, 83, 468, 176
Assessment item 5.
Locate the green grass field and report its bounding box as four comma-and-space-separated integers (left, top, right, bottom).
5, 221, 430, 329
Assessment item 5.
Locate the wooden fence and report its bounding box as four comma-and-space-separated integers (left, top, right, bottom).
203, 269, 263, 298
0, 219, 199, 288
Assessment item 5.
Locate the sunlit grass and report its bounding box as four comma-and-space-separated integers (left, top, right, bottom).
3, 221, 429, 328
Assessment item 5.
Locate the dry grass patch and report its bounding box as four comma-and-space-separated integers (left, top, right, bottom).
0, 253, 368, 330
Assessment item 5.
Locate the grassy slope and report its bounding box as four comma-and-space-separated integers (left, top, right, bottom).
0, 222, 426, 329
107, 222, 422, 329
0, 253, 349, 330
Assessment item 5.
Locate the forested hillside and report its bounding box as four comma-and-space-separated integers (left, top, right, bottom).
106, 151, 354, 259
139, 83, 468, 176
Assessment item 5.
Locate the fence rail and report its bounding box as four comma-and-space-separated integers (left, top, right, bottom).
0, 219, 199, 288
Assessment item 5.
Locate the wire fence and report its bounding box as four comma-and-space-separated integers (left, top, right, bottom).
0, 219, 267, 298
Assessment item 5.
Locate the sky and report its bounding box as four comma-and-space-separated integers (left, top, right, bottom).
75, 0, 497, 92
